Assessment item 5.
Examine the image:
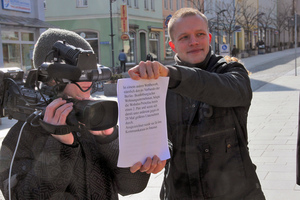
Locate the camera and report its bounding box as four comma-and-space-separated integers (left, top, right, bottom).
0, 40, 118, 131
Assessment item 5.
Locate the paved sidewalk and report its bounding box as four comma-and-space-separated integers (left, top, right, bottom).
1, 48, 300, 199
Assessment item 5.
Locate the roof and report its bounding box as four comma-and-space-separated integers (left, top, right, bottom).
0, 14, 56, 28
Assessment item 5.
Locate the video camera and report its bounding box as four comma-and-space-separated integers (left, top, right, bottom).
0, 40, 118, 132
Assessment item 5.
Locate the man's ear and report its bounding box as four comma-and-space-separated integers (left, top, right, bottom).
169, 41, 177, 53
209, 33, 212, 44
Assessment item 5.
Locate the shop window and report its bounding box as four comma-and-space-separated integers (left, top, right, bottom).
165, 31, 173, 58
2, 31, 19, 41
22, 44, 34, 72
2, 43, 21, 68
123, 31, 136, 63
149, 32, 159, 61
1, 30, 34, 74
21, 32, 34, 41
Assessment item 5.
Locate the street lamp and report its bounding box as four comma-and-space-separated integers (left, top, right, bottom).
110, 0, 116, 73
257, 12, 265, 43
257, 12, 265, 53
217, 9, 227, 54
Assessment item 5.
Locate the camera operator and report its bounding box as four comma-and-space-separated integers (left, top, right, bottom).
0, 28, 165, 199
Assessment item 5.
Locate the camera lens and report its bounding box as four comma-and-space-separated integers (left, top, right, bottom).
74, 100, 118, 130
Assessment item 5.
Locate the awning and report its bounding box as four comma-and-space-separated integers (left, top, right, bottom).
0, 14, 56, 28
148, 26, 163, 32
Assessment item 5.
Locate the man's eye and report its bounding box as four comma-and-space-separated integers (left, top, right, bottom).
179, 36, 188, 40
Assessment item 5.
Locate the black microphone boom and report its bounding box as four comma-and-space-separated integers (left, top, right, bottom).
47, 63, 82, 82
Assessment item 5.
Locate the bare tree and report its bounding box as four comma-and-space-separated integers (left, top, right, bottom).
258, 6, 276, 52
235, 0, 257, 51
273, 2, 293, 49
186, 0, 204, 12
187, 0, 216, 50
215, 0, 239, 50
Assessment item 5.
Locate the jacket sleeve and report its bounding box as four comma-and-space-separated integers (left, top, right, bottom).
95, 127, 150, 196
167, 62, 252, 107
0, 121, 81, 199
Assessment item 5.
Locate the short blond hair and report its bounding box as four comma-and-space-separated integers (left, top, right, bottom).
224, 56, 252, 76
168, 7, 209, 41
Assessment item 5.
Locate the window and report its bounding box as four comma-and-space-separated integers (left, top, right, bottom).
1, 31, 19, 41
151, 0, 155, 11
2, 44, 21, 68
164, 0, 168, 9
21, 32, 34, 41
134, 0, 138, 8
176, 0, 180, 10
1, 30, 35, 74
165, 30, 173, 58
77, 0, 88, 8
149, 32, 159, 60
169, 0, 173, 10
144, 0, 149, 10
123, 31, 136, 63
181, 0, 185, 8
127, 0, 132, 7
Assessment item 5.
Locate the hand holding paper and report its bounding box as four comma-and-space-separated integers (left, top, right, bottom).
117, 77, 170, 168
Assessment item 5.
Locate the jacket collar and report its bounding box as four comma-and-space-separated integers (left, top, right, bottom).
174, 46, 212, 70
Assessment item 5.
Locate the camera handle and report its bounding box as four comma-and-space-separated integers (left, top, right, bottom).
39, 120, 80, 135
26, 110, 81, 135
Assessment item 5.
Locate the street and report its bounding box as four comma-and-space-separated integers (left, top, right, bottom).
243, 50, 300, 91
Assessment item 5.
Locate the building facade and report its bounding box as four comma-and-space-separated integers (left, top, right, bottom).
0, 0, 54, 74
45, 0, 163, 69
1, 0, 300, 74
162, 0, 200, 61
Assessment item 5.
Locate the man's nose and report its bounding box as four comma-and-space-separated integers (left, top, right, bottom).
189, 35, 199, 45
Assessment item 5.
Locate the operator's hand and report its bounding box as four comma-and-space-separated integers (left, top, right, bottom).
43, 98, 74, 145
128, 61, 169, 80
89, 128, 114, 137
130, 155, 166, 174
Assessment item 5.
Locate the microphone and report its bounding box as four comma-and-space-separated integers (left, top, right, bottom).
47, 63, 82, 82
33, 28, 93, 69
33, 28, 112, 83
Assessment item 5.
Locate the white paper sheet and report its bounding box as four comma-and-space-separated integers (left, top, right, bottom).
117, 77, 171, 167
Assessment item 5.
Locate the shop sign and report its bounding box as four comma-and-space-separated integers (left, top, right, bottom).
2, 0, 31, 13
121, 34, 129, 40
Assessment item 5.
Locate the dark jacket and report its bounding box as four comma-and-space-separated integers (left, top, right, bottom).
0, 121, 149, 199
160, 53, 265, 200
118, 52, 127, 62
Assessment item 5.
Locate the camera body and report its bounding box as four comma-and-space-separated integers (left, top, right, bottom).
0, 41, 118, 131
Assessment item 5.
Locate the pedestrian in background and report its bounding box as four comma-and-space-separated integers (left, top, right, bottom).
118, 49, 128, 73
128, 8, 265, 200
231, 44, 238, 57
146, 53, 154, 61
